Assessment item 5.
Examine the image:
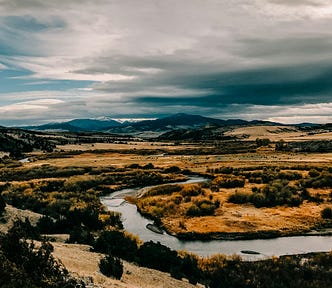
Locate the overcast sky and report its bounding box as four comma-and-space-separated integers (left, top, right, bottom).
0, 0, 332, 126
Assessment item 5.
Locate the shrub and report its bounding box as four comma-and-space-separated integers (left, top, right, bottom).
198, 201, 216, 216
93, 230, 138, 261
304, 171, 332, 189
0, 220, 83, 288
99, 254, 123, 279
127, 163, 140, 169
213, 176, 245, 188
186, 200, 216, 217
228, 192, 250, 204
9, 218, 41, 240
256, 138, 270, 147
67, 226, 94, 245
181, 184, 202, 197
0, 194, 5, 215
164, 166, 181, 173
309, 169, 320, 178
143, 163, 154, 169
172, 195, 183, 205
219, 167, 233, 174
250, 193, 266, 208
278, 171, 302, 180
146, 184, 182, 196
186, 204, 201, 217
137, 241, 180, 273
321, 207, 332, 219
180, 253, 201, 284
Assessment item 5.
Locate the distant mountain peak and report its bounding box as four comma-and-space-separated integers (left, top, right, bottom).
19, 113, 288, 134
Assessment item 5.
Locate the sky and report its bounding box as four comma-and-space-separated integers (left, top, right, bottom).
0, 0, 332, 126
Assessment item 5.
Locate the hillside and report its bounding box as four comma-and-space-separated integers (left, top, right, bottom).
17, 113, 332, 142
0, 127, 56, 157
25, 118, 121, 132
52, 242, 200, 288
0, 205, 199, 288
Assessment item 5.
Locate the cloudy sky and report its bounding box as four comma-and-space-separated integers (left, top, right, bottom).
0, 0, 332, 126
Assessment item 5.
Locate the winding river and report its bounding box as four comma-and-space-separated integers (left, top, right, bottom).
101, 176, 332, 260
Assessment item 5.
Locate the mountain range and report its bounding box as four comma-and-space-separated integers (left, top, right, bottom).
23, 113, 284, 134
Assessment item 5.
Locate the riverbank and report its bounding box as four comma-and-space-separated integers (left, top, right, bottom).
132, 173, 332, 242
173, 227, 332, 241
136, 204, 332, 241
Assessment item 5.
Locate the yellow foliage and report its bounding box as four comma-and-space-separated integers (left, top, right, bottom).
99, 213, 110, 223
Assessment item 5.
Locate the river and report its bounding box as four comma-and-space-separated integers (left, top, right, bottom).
101, 176, 332, 260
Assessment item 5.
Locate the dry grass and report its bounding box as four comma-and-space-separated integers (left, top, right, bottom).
172, 201, 323, 234
0, 205, 42, 234
1, 129, 331, 286
51, 242, 201, 288
0, 206, 200, 288
224, 125, 332, 141
19, 141, 331, 236
137, 181, 329, 236
24, 149, 332, 175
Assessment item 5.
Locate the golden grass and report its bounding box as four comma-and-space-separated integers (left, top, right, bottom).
24, 149, 332, 174
136, 181, 329, 235
51, 242, 200, 288
19, 141, 332, 236
224, 125, 332, 141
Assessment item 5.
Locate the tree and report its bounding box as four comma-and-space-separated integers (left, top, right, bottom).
256, 138, 270, 147
99, 254, 123, 279
137, 241, 180, 273
93, 230, 138, 261
0, 220, 84, 288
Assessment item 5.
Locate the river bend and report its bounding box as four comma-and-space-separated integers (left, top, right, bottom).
101, 177, 332, 260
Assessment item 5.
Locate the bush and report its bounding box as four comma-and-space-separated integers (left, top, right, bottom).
321, 207, 332, 219
256, 138, 270, 147
309, 169, 320, 178
36, 216, 57, 234
186, 200, 216, 217
228, 192, 250, 204
219, 167, 233, 174
137, 241, 180, 273
250, 193, 266, 208
164, 166, 181, 173
0, 194, 5, 215
99, 254, 123, 279
229, 179, 306, 208
147, 184, 182, 196
213, 176, 245, 188
93, 230, 138, 261
181, 254, 201, 284
181, 184, 202, 197
186, 204, 201, 216
0, 220, 83, 288
143, 163, 154, 169
67, 226, 94, 245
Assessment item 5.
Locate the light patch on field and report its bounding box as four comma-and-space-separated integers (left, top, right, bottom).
224, 125, 332, 141
51, 242, 199, 288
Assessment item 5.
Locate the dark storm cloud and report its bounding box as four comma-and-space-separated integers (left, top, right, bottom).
1, 0, 332, 124
93, 60, 332, 108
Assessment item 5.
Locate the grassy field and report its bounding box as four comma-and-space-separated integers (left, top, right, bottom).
11, 139, 329, 239
1, 129, 331, 287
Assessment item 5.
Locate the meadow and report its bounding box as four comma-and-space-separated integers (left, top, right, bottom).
0, 131, 331, 287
